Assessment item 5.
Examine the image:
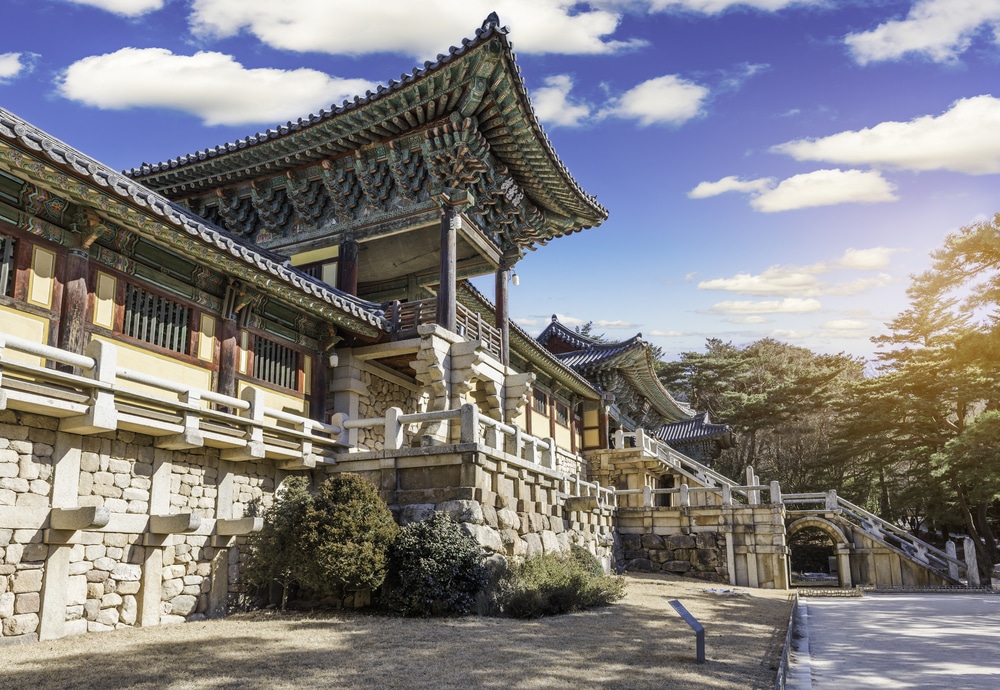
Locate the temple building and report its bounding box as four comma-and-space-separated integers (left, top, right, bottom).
0, 16, 965, 644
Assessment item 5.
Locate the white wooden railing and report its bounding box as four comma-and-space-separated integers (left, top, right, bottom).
0, 333, 345, 468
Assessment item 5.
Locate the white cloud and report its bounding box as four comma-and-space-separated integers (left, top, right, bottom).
707, 298, 822, 315
822, 319, 869, 331
688, 175, 773, 199
595, 319, 638, 329
56, 48, 376, 127
63, 0, 165, 16
600, 74, 708, 126
769, 328, 813, 340
0, 53, 25, 83
692, 170, 897, 212
773, 96, 1000, 175
190, 0, 644, 58
605, 0, 819, 13
532, 75, 592, 127
751, 169, 897, 212
724, 316, 768, 324
650, 329, 685, 336
698, 248, 900, 298
845, 0, 1000, 64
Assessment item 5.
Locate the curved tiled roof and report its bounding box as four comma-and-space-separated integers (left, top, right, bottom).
537, 316, 693, 423
125, 15, 607, 238
0, 108, 388, 334
656, 412, 735, 447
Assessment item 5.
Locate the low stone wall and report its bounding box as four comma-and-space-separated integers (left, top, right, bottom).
0, 409, 282, 644
619, 531, 728, 582
616, 505, 790, 589
329, 444, 616, 571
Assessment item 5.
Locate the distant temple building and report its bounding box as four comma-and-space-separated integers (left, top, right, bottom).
0, 16, 964, 644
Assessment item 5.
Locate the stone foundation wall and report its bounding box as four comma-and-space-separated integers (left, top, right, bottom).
619, 531, 728, 582
0, 409, 282, 644
355, 371, 421, 451
329, 446, 616, 571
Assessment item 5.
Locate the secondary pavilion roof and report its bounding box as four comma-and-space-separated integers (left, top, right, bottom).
126, 14, 607, 254
537, 316, 694, 426
0, 107, 387, 338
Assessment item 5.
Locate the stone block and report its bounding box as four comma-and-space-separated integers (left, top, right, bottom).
96, 608, 120, 627
170, 594, 198, 617
104, 533, 128, 549
627, 558, 655, 572
5, 543, 23, 564
496, 508, 520, 531
641, 534, 666, 550
112, 564, 142, 582
101, 593, 123, 608
120, 595, 137, 625
539, 530, 561, 554
15, 492, 47, 508
667, 534, 696, 549
80, 453, 100, 473
116, 581, 140, 596
64, 619, 88, 637
523, 533, 543, 558
11, 569, 42, 593
619, 533, 642, 551
22, 544, 47, 562
436, 499, 484, 525
86, 569, 109, 583
663, 560, 693, 573
2, 613, 38, 636
0, 477, 29, 492
67, 575, 88, 606
460, 523, 504, 554
93, 557, 116, 572
0, 591, 13, 617
69, 561, 92, 576
161, 578, 184, 600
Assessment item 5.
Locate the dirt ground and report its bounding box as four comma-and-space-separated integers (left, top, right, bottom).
0, 573, 793, 690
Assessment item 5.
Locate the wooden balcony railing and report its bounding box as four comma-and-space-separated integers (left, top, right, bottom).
387, 298, 502, 359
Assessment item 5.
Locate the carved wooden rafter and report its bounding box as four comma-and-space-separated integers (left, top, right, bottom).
249, 180, 294, 236
320, 158, 363, 222
285, 171, 330, 225
215, 189, 259, 239
354, 150, 396, 213
422, 117, 489, 190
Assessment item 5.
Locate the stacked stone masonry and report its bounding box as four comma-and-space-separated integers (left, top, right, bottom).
354, 371, 421, 452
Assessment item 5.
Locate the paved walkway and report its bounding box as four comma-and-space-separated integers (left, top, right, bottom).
787, 594, 1000, 690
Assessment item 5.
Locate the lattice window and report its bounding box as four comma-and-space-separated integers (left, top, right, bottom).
0, 234, 14, 297
123, 284, 189, 353
555, 402, 569, 427
253, 336, 299, 390
532, 388, 548, 414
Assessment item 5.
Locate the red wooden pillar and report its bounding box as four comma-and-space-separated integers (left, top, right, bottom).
217, 318, 239, 399
337, 238, 358, 296
434, 189, 471, 333
58, 248, 90, 355
494, 257, 510, 367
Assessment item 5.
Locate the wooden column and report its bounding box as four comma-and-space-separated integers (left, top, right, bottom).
217, 317, 239, 399
494, 258, 510, 367
57, 248, 90, 355
434, 189, 471, 333
337, 238, 359, 296
311, 351, 327, 423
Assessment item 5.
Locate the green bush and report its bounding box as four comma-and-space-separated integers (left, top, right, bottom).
384, 512, 488, 616
241, 473, 398, 608
499, 549, 626, 619
242, 476, 313, 609
298, 474, 399, 600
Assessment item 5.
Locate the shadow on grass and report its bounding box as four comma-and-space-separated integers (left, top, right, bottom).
1, 576, 790, 690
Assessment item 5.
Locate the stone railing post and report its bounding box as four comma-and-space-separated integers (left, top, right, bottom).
825, 490, 839, 512
770, 480, 782, 505
156, 390, 205, 450
964, 536, 981, 587
484, 423, 500, 450
946, 540, 960, 581
635, 428, 647, 453
745, 467, 760, 504
722, 484, 732, 506
506, 424, 524, 459
60, 338, 117, 434
460, 403, 480, 444
384, 407, 404, 451
643, 484, 652, 508
222, 386, 266, 460
613, 428, 624, 450
544, 437, 557, 469
524, 437, 538, 464
679, 483, 690, 507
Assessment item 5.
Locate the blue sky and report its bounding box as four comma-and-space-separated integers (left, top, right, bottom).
3, 1, 1000, 362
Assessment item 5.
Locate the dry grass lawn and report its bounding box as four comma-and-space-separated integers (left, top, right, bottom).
1, 573, 792, 689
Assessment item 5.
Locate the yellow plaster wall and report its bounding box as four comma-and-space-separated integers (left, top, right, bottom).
238, 380, 309, 419
0, 306, 48, 365
92, 334, 212, 404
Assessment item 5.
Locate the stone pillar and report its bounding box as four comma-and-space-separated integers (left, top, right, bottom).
329, 350, 367, 448
836, 546, 853, 588
337, 238, 359, 296
57, 248, 90, 357
946, 540, 960, 581
964, 536, 981, 587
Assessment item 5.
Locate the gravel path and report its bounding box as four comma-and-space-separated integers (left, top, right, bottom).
0, 573, 792, 690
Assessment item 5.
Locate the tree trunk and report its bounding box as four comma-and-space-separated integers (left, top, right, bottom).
973, 501, 999, 578
955, 484, 992, 585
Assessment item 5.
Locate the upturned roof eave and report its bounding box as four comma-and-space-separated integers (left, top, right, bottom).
124, 16, 607, 230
